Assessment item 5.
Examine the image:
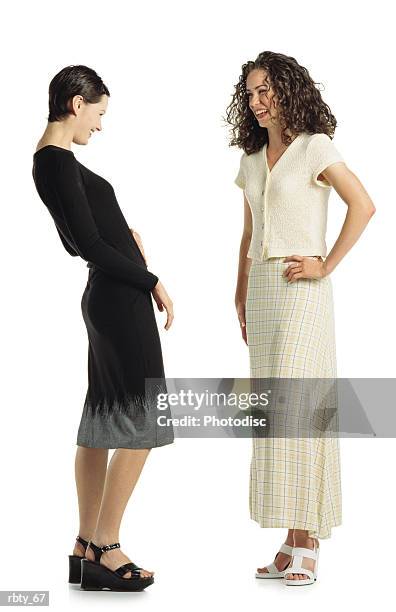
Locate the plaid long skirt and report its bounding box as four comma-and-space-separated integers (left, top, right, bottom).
245, 257, 342, 539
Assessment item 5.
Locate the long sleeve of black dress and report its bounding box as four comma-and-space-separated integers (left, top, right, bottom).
56, 225, 79, 256
32, 147, 159, 292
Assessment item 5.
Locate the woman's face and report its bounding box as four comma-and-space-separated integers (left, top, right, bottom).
71, 94, 108, 145
246, 69, 278, 127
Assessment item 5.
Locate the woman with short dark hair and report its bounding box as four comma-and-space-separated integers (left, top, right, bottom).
32, 64, 174, 592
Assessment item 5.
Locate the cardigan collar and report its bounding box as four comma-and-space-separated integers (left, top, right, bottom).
263, 132, 305, 176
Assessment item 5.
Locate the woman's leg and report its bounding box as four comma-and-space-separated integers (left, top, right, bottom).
72, 446, 109, 554
87, 447, 152, 578
73, 446, 152, 578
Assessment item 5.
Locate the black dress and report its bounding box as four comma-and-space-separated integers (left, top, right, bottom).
32, 145, 174, 449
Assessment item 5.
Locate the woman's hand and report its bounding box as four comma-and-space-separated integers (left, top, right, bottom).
282, 255, 328, 283
129, 228, 147, 265
235, 299, 248, 345
151, 280, 174, 330
128, 228, 173, 329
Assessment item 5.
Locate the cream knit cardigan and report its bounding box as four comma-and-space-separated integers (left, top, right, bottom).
234, 132, 345, 261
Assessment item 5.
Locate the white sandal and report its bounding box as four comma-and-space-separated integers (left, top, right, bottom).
255, 543, 293, 579
283, 540, 320, 586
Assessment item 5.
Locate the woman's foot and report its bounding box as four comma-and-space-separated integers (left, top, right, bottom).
256, 535, 294, 575
284, 535, 318, 581
85, 541, 154, 579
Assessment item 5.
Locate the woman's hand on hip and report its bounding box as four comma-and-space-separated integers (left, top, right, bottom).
151, 281, 174, 330
282, 255, 328, 283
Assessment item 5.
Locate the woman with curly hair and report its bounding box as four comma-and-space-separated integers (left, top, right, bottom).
227, 51, 375, 585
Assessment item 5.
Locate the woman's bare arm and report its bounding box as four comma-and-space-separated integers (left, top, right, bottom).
235, 194, 253, 344
320, 162, 376, 275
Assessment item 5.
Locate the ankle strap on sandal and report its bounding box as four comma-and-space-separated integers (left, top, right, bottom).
88, 540, 121, 563
101, 543, 121, 553
76, 535, 90, 549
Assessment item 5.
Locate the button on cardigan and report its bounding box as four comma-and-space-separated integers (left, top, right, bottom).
234, 132, 345, 261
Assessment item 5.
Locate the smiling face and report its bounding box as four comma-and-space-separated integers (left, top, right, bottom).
246, 68, 279, 127
70, 94, 109, 145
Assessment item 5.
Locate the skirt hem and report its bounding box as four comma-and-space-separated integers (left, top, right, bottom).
75, 437, 174, 450
250, 516, 342, 540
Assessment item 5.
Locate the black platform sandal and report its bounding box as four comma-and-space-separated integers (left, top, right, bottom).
68, 535, 90, 584
80, 541, 154, 591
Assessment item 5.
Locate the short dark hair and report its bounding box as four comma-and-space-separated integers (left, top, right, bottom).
48, 65, 110, 122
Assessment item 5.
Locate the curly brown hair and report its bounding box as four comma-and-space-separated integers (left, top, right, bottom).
224, 51, 339, 155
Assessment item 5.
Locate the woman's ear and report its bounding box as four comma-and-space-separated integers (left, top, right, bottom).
69, 95, 84, 115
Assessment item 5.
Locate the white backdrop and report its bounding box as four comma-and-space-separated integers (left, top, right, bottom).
1, 0, 395, 610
